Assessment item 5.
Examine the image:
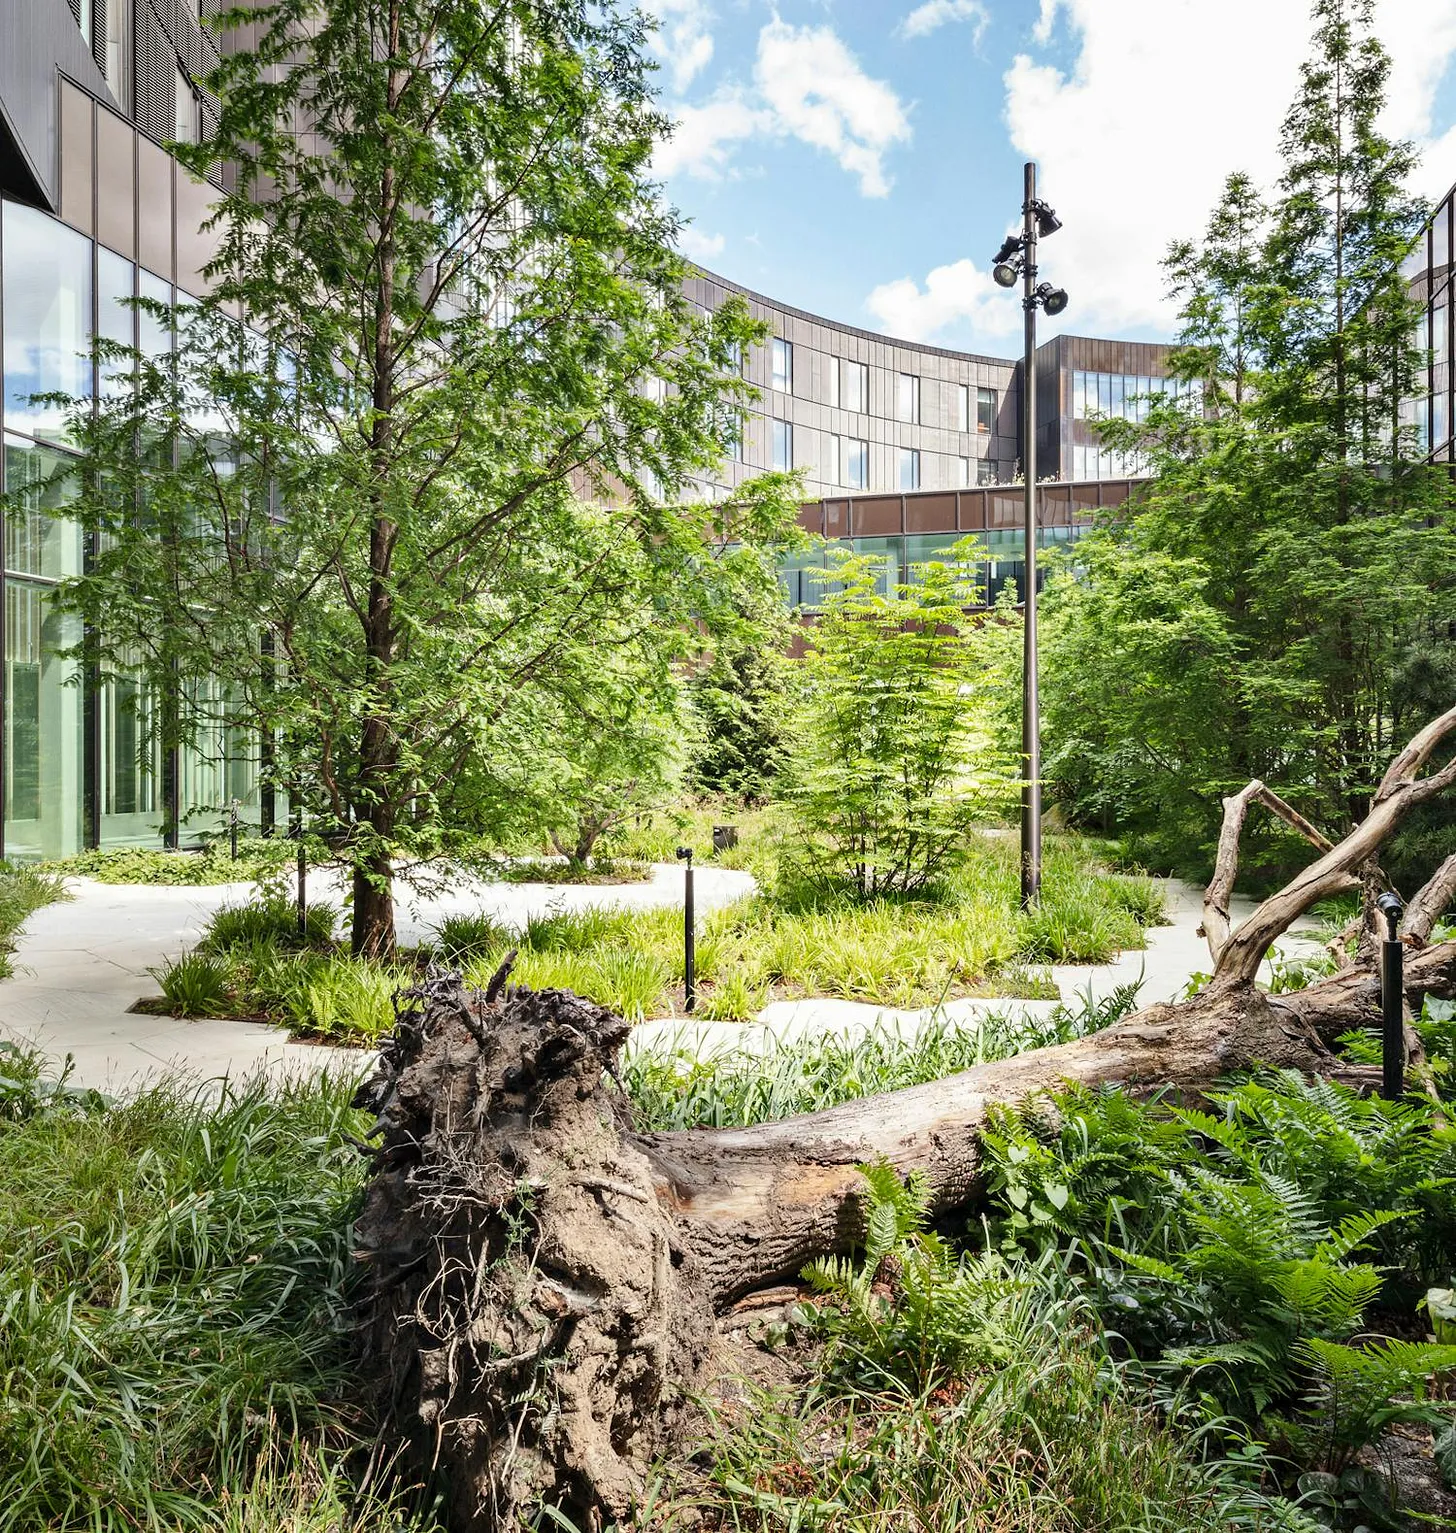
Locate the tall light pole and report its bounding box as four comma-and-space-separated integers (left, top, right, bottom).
992, 162, 1067, 910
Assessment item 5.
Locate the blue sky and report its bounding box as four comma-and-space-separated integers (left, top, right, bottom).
646, 0, 1456, 356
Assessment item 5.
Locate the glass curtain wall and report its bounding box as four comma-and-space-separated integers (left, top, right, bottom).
1, 190, 261, 858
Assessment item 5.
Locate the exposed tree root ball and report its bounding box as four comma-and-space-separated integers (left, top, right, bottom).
352, 975, 715, 1531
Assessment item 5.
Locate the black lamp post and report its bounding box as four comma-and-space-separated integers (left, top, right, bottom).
992, 161, 1068, 910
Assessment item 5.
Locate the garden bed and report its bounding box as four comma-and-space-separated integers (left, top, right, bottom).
141, 835, 1164, 1041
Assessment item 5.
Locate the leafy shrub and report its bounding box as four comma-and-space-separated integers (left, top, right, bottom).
45, 838, 299, 886
493, 855, 651, 884
200, 895, 337, 952
149, 951, 236, 1017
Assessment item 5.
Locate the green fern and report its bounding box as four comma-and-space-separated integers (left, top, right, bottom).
1280, 1336, 1456, 1474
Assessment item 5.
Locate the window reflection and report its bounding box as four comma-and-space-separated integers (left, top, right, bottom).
3, 437, 83, 580
2, 201, 93, 443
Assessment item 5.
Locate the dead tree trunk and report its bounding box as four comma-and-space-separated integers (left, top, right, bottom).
352, 705, 1456, 1531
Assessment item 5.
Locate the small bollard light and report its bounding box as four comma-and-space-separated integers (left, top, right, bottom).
676, 845, 696, 1014
1376, 890, 1405, 1100
293, 809, 307, 937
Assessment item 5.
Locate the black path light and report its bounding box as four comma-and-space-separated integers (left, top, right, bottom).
676, 845, 696, 1013
1377, 890, 1406, 1098
993, 162, 1068, 910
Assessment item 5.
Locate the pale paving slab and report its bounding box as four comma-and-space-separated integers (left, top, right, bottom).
0, 862, 754, 1093
1, 865, 1323, 1090
628, 878, 1328, 1063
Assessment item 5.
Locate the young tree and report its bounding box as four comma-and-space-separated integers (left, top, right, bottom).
778, 544, 1016, 900
1044, 0, 1455, 878
58, 0, 796, 954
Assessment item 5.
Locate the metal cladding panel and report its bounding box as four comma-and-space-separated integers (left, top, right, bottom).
904, 493, 956, 533
851, 496, 903, 536
0, 0, 113, 207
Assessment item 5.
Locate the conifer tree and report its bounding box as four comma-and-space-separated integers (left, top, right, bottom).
53, 0, 794, 955
1044, 0, 1455, 878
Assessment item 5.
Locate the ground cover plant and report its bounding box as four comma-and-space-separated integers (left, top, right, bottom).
146, 833, 1162, 1037
45, 838, 304, 886
5, 977, 1456, 1530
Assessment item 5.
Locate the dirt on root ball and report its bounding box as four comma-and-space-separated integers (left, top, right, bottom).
351, 973, 717, 1532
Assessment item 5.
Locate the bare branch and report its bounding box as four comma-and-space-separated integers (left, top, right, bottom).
1202, 779, 1342, 965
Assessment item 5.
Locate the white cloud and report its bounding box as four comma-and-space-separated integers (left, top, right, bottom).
644, 0, 716, 95
994, 0, 1456, 340
753, 20, 912, 198
865, 258, 1023, 341
678, 226, 726, 261
656, 19, 913, 199
899, 1, 989, 44
653, 89, 769, 180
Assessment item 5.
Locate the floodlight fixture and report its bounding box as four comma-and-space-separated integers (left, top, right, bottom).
992, 261, 1020, 289
1040, 284, 1069, 316
1027, 198, 1062, 237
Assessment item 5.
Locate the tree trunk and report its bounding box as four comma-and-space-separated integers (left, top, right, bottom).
352, 707, 1456, 1529
351, 844, 396, 960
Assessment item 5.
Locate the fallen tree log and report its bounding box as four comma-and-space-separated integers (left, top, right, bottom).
352, 706, 1456, 1531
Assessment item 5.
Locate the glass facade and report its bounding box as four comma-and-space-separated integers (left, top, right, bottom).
1405, 190, 1454, 462
1069, 369, 1201, 480
0, 184, 262, 859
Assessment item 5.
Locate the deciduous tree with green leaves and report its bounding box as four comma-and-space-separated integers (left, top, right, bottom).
1044, 0, 1456, 879
778, 544, 1016, 900
57, 0, 797, 955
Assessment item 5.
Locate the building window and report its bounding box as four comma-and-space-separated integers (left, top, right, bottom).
899, 447, 920, 491
956, 384, 970, 433
772, 418, 793, 471
1, 201, 93, 444
977, 457, 997, 486
771, 337, 793, 393
1433, 304, 1449, 368
957, 456, 970, 488
977, 387, 995, 433
828, 432, 841, 484
828, 359, 841, 408
105, 0, 131, 109
1434, 391, 1450, 450
175, 69, 201, 144
896, 372, 920, 423
845, 437, 868, 489
844, 360, 867, 413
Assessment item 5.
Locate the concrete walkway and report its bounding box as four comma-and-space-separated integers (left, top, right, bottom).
0, 862, 754, 1092
0, 865, 1322, 1092
629, 877, 1325, 1060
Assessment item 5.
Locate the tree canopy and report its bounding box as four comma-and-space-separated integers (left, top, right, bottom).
55, 0, 799, 953
1043, 0, 1456, 881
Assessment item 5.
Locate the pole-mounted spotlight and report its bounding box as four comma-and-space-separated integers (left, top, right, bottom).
989, 165, 1070, 913
992, 235, 1023, 288
1028, 198, 1062, 238
1037, 283, 1069, 317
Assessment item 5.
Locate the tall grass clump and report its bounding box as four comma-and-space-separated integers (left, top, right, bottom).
624, 985, 1134, 1131
0, 1052, 371, 1530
